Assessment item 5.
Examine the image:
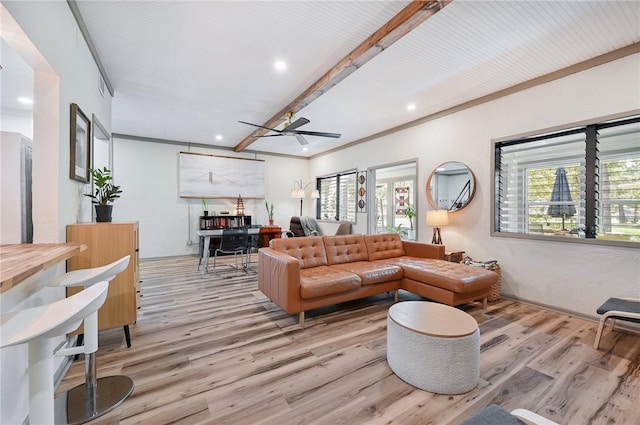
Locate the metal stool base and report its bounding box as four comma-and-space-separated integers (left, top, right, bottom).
54, 375, 134, 424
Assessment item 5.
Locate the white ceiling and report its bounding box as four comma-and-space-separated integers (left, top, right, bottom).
0, 37, 34, 117
6, 1, 639, 158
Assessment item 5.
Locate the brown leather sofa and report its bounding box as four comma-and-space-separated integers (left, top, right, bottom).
258, 233, 498, 325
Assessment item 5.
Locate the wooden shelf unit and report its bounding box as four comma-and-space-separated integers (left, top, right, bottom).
199, 215, 251, 255
199, 215, 251, 230
66, 222, 140, 335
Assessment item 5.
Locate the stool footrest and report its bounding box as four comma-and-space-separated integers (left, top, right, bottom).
54, 375, 134, 425
55, 345, 85, 358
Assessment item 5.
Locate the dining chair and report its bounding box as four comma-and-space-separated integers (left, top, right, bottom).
212, 228, 249, 273
244, 225, 264, 270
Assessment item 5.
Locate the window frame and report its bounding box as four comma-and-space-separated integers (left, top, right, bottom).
491, 111, 640, 248
316, 169, 357, 223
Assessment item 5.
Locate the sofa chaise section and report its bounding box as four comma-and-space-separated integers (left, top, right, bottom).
258, 233, 498, 325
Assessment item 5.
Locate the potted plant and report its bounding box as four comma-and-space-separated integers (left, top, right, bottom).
202, 198, 209, 216
84, 167, 122, 222
265, 201, 274, 226
405, 206, 416, 240
386, 224, 408, 238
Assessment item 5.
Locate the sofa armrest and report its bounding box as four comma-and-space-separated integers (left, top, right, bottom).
258, 247, 302, 314
401, 241, 445, 259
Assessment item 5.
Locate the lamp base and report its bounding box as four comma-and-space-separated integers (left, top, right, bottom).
431, 227, 443, 245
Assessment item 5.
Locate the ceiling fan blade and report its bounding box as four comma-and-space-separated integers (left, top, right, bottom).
294, 130, 341, 138
283, 117, 310, 131
295, 134, 309, 145
253, 134, 285, 138
238, 120, 282, 133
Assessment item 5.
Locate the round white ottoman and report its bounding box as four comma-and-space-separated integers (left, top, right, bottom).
387, 301, 480, 394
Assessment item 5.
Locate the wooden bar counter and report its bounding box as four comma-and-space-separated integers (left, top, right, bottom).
0, 243, 86, 294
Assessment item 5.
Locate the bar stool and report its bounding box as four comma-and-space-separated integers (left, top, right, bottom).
0, 281, 109, 425
54, 255, 133, 348
50, 255, 134, 424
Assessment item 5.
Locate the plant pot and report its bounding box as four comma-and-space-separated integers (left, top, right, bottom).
407, 229, 416, 241
268, 219, 274, 226
203, 210, 209, 216
95, 205, 113, 222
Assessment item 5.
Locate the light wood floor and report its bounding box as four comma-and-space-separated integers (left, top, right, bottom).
58, 256, 640, 425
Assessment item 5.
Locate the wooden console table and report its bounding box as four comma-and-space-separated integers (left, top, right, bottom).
258, 226, 282, 248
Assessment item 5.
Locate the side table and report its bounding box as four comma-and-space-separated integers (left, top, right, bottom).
445, 249, 465, 263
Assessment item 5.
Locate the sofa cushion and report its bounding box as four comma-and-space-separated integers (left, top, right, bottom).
323, 234, 369, 265
270, 236, 327, 269
299, 266, 361, 299
364, 233, 406, 261
333, 261, 403, 285
382, 257, 497, 293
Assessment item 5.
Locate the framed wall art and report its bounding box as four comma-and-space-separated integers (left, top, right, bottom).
178, 151, 265, 198
69, 103, 91, 183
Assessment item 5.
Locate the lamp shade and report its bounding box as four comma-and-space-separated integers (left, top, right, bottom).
310, 189, 320, 199
290, 188, 305, 199
426, 210, 449, 227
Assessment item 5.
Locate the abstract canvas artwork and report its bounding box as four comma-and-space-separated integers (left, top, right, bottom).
179, 152, 265, 198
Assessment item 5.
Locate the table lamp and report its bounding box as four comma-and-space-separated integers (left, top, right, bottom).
426, 210, 448, 245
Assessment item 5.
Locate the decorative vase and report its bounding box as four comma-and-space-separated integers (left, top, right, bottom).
95, 205, 113, 222
203, 210, 209, 216
268, 219, 274, 226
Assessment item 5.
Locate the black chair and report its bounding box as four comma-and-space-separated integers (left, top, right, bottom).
211, 228, 249, 274
284, 217, 352, 237
245, 225, 262, 270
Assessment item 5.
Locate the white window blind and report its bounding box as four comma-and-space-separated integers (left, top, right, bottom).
494, 115, 639, 243
318, 171, 356, 222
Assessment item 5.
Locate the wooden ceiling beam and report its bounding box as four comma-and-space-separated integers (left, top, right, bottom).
234, 0, 452, 152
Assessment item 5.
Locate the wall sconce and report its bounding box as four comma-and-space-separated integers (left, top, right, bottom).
291, 179, 319, 216
235, 194, 245, 216
426, 210, 448, 245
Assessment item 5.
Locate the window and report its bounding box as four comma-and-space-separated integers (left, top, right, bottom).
317, 171, 356, 222
494, 115, 640, 244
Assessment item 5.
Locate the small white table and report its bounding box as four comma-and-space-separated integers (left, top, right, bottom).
197, 228, 261, 274
387, 301, 480, 394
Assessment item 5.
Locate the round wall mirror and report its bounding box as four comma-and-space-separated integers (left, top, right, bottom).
426, 161, 476, 212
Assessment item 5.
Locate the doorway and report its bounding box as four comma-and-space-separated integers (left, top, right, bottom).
367, 160, 417, 238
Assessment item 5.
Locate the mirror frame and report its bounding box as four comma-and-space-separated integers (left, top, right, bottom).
90, 115, 112, 221
426, 161, 476, 212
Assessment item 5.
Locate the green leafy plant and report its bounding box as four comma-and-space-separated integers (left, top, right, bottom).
386, 224, 407, 237
201, 198, 208, 211
265, 201, 274, 220
84, 167, 122, 205
405, 206, 416, 230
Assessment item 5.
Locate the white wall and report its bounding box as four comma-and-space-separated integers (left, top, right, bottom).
0, 111, 33, 139
0, 3, 112, 424
309, 53, 640, 320
113, 138, 310, 258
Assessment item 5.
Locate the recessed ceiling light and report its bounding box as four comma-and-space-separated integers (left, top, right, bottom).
274, 60, 287, 71
406, 103, 416, 111
18, 96, 33, 105
303, 147, 308, 152
215, 134, 223, 141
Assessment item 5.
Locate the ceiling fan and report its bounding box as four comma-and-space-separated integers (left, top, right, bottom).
238, 112, 341, 145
